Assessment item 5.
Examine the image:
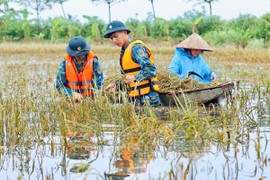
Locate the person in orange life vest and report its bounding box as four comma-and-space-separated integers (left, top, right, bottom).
56, 36, 104, 102
103, 20, 161, 107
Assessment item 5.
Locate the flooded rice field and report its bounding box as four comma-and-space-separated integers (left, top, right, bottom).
0, 45, 270, 180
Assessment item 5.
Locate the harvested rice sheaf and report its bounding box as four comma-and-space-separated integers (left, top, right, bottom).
156, 70, 219, 93
103, 73, 126, 102
103, 70, 221, 94
103, 73, 124, 88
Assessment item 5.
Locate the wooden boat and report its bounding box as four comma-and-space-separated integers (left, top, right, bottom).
159, 81, 239, 106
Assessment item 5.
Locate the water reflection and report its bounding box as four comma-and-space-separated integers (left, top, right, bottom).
104, 123, 153, 179
66, 134, 95, 160
0, 124, 269, 179
106, 148, 152, 177
64, 130, 98, 174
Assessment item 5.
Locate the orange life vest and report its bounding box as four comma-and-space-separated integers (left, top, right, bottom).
121, 40, 160, 97
65, 51, 95, 97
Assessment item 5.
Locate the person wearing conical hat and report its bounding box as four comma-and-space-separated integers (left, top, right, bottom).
168, 33, 217, 83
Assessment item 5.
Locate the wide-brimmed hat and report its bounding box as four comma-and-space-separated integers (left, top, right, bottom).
66, 36, 91, 57
176, 33, 213, 51
104, 20, 131, 38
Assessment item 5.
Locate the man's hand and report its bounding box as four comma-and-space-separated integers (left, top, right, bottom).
105, 83, 116, 91
123, 75, 136, 84
73, 92, 83, 102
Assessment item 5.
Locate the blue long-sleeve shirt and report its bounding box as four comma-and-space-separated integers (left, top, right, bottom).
168, 48, 218, 83
56, 56, 104, 97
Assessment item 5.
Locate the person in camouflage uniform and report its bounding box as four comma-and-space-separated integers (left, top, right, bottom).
104, 20, 161, 107
56, 36, 104, 102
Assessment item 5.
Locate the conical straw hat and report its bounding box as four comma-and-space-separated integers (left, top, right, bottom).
176, 33, 213, 51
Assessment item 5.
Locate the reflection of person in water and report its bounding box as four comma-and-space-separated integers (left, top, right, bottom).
65, 126, 95, 159
104, 149, 150, 179
65, 131, 97, 173
66, 135, 95, 160
104, 135, 153, 179
116, 147, 149, 174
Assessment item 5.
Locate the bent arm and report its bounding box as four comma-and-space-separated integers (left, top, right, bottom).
201, 61, 218, 83
93, 57, 104, 90
132, 44, 156, 81
56, 60, 73, 96
168, 54, 183, 78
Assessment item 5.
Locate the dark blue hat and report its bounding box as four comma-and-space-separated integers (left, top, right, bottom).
104, 20, 131, 38
66, 36, 91, 57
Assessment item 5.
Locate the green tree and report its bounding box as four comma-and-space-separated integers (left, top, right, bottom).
197, 15, 224, 34
0, 0, 11, 39
258, 13, 270, 41
168, 17, 192, 40
42, 17, 54, 39
90, 0, 127, 22
50, 16, 69, 40
125, 18, 141, 37
125, 18, 150, 39
150, 17, 167, 40
141, 20, 151, 38
81, 15, 105, 39
91, 23, 101, 42
65, 15, 83, 38
228, 14, 258, 41
229, 14, 258, 32
21, 9, 30, 40
0, 6, 21, 40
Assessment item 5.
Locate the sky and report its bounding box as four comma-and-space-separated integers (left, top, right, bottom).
39, 0, 270, 23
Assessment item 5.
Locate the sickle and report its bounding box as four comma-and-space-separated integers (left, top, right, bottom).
188, 71, 203, 80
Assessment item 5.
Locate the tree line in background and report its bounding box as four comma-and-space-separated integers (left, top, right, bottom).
0, 0, 270, 48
